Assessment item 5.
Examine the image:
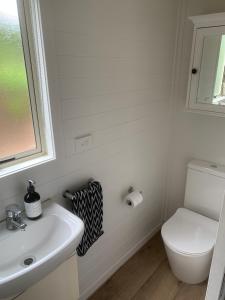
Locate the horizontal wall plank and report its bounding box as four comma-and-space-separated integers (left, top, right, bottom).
52, 0, 176, 36
55, 33, 174, 59
63, 103, 151, 137
59, 74, 171, 100
61, 90, 155, 120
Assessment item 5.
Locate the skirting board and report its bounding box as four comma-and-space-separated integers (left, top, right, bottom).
79, 223, 162, 300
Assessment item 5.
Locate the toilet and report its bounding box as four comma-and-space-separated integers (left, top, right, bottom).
161, 160, 225, 284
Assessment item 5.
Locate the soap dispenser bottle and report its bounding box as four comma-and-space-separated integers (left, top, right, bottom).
24, 180, 42, 220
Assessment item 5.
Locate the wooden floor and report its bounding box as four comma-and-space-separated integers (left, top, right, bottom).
89, 233, 207, 300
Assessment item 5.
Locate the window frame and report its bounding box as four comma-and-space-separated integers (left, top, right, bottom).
0, 0, 55, 177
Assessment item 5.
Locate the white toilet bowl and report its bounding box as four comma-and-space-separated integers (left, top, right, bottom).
161, 208, 218, 284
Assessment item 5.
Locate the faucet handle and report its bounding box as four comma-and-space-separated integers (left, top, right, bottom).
5, 204, 23, 218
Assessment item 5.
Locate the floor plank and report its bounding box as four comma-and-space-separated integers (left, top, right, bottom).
174, 281, 207, 300
90, 234, 166, 300
89, 233, 207, 300
133, 260, 181, 300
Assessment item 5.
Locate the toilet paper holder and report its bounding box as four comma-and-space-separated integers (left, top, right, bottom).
126, 187, 143, 206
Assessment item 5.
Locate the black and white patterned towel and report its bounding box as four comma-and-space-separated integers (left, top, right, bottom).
70, 181, 103, 256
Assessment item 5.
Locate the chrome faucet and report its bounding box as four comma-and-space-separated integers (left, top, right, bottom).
5, 204, 27, 231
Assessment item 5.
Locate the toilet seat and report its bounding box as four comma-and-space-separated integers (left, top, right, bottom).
161, 208, 218, 256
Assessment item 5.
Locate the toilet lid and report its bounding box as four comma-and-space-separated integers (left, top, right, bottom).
161, 208, 218, 255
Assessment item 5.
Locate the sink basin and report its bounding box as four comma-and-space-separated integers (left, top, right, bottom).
0, 201, 84, 298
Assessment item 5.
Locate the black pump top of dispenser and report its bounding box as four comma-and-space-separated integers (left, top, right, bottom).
24, 180, 40, 203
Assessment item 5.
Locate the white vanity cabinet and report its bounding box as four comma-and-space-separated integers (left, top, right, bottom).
187, 13, 225, 116
14, 256, 79, 300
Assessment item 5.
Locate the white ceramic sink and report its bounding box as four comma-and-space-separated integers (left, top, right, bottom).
0, 201, 84, 299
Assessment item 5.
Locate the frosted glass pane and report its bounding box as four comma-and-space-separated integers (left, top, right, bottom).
0, 0, 36, 161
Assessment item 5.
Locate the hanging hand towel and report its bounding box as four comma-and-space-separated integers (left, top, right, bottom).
71, 181, 103, 256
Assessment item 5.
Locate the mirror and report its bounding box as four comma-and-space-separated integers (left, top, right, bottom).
197, 34, 225, 106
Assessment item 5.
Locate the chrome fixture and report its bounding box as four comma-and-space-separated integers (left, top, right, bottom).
5, 204, 27, 231
63, 178, 95, 200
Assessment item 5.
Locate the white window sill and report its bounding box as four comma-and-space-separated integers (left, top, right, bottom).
0, 153, 56, 179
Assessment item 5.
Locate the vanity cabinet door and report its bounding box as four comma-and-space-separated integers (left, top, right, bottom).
15, 255, 79, 300
187, 25, 225, 114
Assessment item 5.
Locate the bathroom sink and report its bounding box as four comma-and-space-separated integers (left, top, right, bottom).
0, 201, 84, 298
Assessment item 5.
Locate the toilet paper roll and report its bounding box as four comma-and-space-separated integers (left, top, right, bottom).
125, 191, 143, 207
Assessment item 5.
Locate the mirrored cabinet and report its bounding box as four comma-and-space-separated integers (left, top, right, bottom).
187, 13, 225, 116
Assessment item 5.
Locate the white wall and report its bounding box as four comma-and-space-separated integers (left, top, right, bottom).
0, 0, 178, 299
166, 0, 225, 219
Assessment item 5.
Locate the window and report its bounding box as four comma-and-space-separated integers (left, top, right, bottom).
0, 0, 55, 176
